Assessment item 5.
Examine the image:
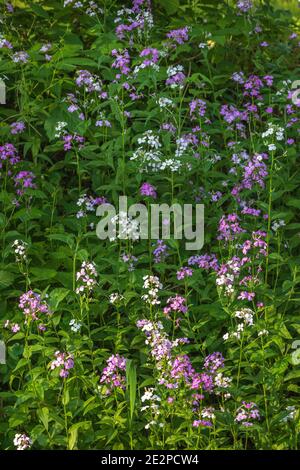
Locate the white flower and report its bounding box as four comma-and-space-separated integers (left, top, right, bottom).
109, 292, 124, 304
12, 240, 28, 262
158, 97, 174, 109
69, 319, 82, 332
13, 433, 32, 450
54, 121, 67, 138
272, 219, 285, 232
258, 329, 269, 337
281, 406, 297, 422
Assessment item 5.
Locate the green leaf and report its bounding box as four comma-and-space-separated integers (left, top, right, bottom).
37, 407, 49, 432
49, 288, 69, 311
68, 421, 91, 450
126, 359, 137, 420
0, 270, 15, 289
30, 267, 57, 280
157, 0, 179, 14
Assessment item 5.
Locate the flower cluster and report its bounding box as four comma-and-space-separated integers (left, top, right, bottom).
99, 354, 127, 394
0, 143, 20, 171
166, 27, 189, 45
110, 212, 140, 241
235, 402, 260, 427
13, 433, 32, 450
236, 1, 253, 14
76, 194, 106, 218
217, 213, 245, 242
111, 49, 131, 77
12, 239, 27, 262
163, 295, 188, 323
50, 351, 74, 378
10, 121, 25, 134
140, 182, 157, 198
75, 261, 98, 294
176, 266, 193, 280
12, 51, 29, 63
166, 65, 186, 89
19, 291, 50, 322
75, 69, 102, 93
14, 171, 36, 196
122, 252, 138, 271
189, 99, 207, 119
153, 239, 168, 263
4, 320, 21, 333
114, 1, 153, 42
63, 134, 85, 151
69, 319, 82, 333
140, 388, 163, 430
141, 275, 163, 305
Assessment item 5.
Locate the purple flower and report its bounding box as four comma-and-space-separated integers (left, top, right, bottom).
220, 104, 245, 124
163, 295, 187, 320
236, 0, 253, 13
40, 43, 52, 53
140, 48, 159, 65
140, 182, 157, 198
14, 171, 36, 196
0, 37, 13, 49
238, 291, 255, 301
193, 419, 213, 427
112, 49, 131, 76
166, 65, 186, 89
6, 3, 14, 13
137, 319, 174, 364
189, 99, 207, 119
100, 354, 127, 394
63, 134, 85, 151
232, 71, 245, 84
10, 121, 26, 134
166, 27, 189, 45
95, 119, 111, 128
19, 290, 50, 322
114, 3, 151, 40
217, 213, 245, 242
204, 352, 224, 374
263, 75, 273, 86
232, 153, 268, 197
0, 143, 20, 171
11, 323, 20, 333
122, 252, 138, 271
243, 74, 264, 99
188, 253, 219, 271
177, 266, 193, 280
75, 70, 102, 93
12, 51, 29, 63
241, 206, 261, 217
161, 122, 176, 133
153, 239, 168, 263
51, 351, 74, 378
235, 401, 260, 426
